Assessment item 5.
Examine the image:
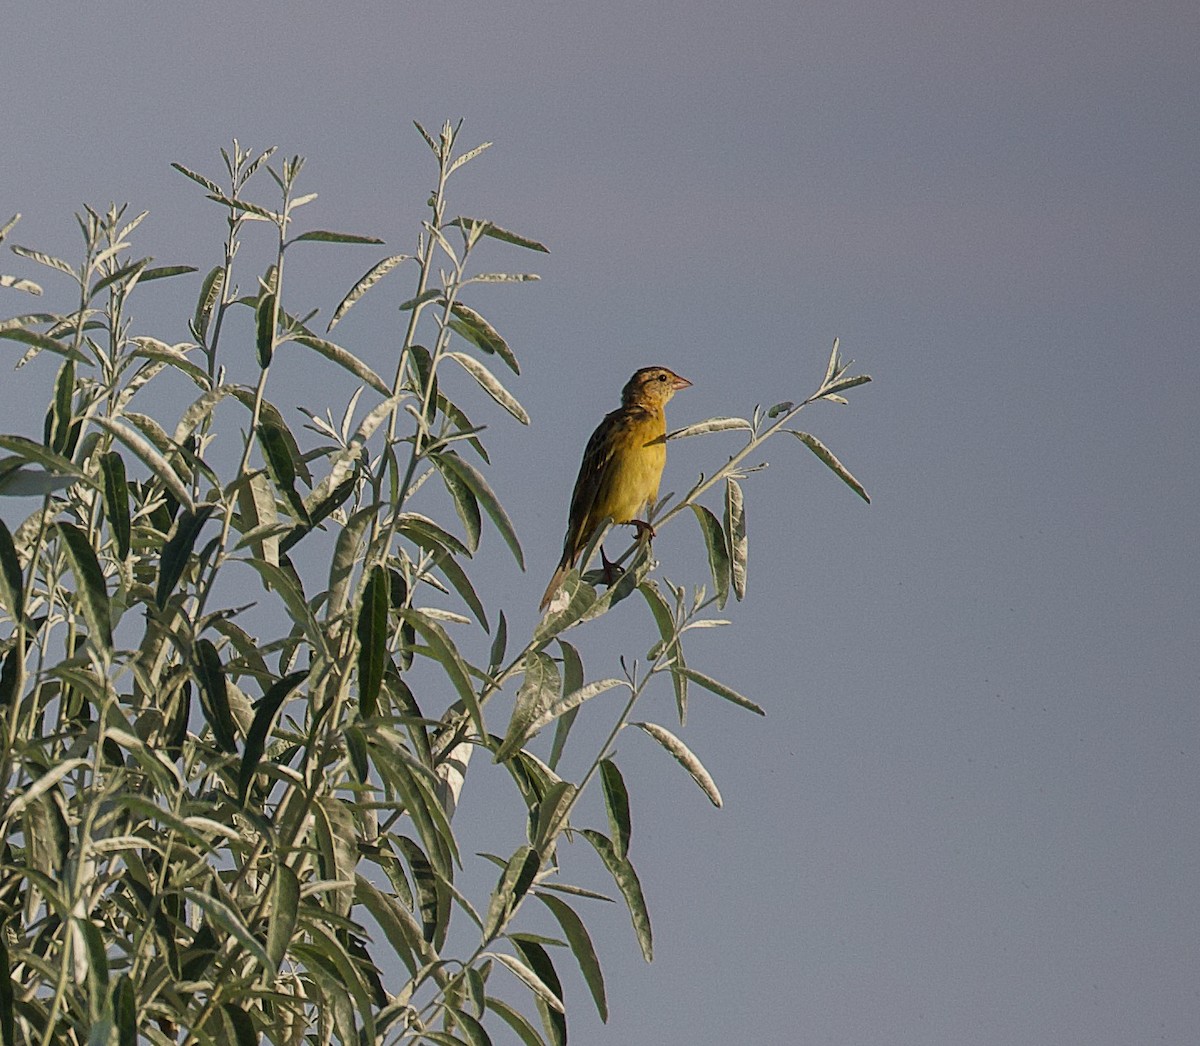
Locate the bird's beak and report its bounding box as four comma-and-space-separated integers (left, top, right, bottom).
671, 374, 692, 391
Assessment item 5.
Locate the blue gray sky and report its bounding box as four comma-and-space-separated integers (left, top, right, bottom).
3, 2, 1198, 1044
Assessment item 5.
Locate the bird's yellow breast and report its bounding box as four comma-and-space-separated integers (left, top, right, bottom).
591, 412, 666, 524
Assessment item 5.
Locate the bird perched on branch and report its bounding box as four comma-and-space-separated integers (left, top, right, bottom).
540, 366, 691, 610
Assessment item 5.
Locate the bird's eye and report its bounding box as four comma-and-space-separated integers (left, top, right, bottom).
657, 373, 667, 382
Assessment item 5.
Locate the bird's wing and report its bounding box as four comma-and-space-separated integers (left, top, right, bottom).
560, 407, 624, 564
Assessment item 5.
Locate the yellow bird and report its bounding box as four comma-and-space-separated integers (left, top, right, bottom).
540, 366, 691, 610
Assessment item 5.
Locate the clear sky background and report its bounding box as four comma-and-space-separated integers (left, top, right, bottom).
3, 2, 1198, 1044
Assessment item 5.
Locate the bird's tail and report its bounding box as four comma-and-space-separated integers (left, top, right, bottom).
539, 554, 574, 611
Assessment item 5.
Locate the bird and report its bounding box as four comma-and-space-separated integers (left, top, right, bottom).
540, 366, 691, 610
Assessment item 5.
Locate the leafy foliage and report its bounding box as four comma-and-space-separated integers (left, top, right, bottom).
0, 123, 870, 1044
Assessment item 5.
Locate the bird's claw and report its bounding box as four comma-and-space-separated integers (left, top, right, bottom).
631, 519, 656, 542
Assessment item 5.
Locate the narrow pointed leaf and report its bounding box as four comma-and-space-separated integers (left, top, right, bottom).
666, 416, 753, 440
448, 217, 549, 253
401, 609, 485, 739
356, 564, 388, 718
791, 430, 870, 502
288, 229, 384, 246
100, 451, 131, 560
495, 651, 560, 762
435, 451, 524, 568
328, 254, 410, 331
548, 640, 583, 770
484, 845, 540, 941
266, 863, 299, 970
447, 301, 518, 373
581, 829, 652, 961
194, 638, 236, 753
486, 995, 547, 1046
0, 328, 86, 363
492, 953, 565, 1014
724, 477, 747, 600
447, 351, 529, 424
92, 417, 194, 511
156, 505, 216, 608
291, 333, 390, 394
538, 893, 608, 1022
678, 667, 765, 715
192, 265, 225, 341
632, 721, 722, 807
689, 503, 730, 607
0, 519, 24, 621
599, 759, 631, 860
54, 522, 112, 647
238, 670, 307, 804
255, 291, 276, 367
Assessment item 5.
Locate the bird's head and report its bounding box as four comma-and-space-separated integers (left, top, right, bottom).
621, 366, 692, 408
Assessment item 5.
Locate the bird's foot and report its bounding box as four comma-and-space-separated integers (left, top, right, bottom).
630, 518, 656, 542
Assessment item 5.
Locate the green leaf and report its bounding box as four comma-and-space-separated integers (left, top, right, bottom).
677, 667, 765, 715
0, 519, 24, 622
538, 892, 608, 1022
521, 678, 625, 750
485, 995, 547, 1046
0, 274, 42, 295
511, 938, 566, 1046
724, 477, 747, 600
631, 721, 722, 807
483, 845, 540, 941
638, 581, 687, 723
599, 759, 631, 860
182, 888, 271, 975
447, 301, 518, 373
448, 217, 549, 253
287, 228, 385, 246
354, 874, 433, 978
531, 780, 576, 852
0, 936, 14, 1046
54, 522, 112, 647
434, 451, 524, 568
690, 503, 730, 608
266, 862, 299, 971
92, 417, 194, 512
666, 416, 753, 440
291, 333, 390, 395
221, 1004, 258, 1046
144, 264, 199, 284
255, 290, 276, 367
582, 829, 652, 961
356, 564, 388, 718
492, 952, 565, 1015
238, 670, 306, 804
314, 796, 358, 917
9, 243, 75, 278
171, 161, 222, 195
111, 975, 136, 1046
194, 638, 236, 753
401, 609, 486, 741
375, 752, 459, 878
495, 651, 561, 762
432, 453, 482, 553
790, 430, 870, 503
328, 254, 411, 331
447, 351, 529, 423
192, 265, 225, 342
100, 451, 131, 560
156, 505, 216, 608
548, 640, 583, 771
257, 419, 309, 523
0, 328, 86, 364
